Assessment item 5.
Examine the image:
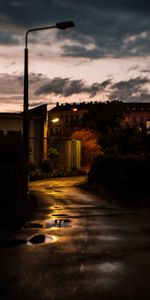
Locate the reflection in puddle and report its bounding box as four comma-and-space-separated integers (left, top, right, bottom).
24, 222, 43, 229
4, 234, 57, 248
80, 262, 124, 275
98, 262, 123, 273
98, 235, 121, 241
25, 218, 72, 229
45, 219, 71, 228
51, 206, 62, 210
52, 214, 69, 217
27, 234, 57, 245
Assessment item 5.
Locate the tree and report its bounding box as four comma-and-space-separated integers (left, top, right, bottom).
81, 101, 128, 154
82, 101, 124, 135
71, 129, 101, 169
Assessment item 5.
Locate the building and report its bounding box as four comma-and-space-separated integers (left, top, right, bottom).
28, 104, 48, 163
122, 102, 150, 132
48, 101, 150, 169
48, 102, 88, 138
48, 101, 150, 135
48, 138, 81, 172
0, 103, 81, 171
0, 104, 47, 164
1, 101, 149, 172
48, 102, 84, 171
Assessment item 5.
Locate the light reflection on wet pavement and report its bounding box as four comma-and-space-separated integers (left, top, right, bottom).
0, 176, 150, 299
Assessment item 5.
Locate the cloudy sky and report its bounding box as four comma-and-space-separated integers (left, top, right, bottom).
0, 0, 150, 111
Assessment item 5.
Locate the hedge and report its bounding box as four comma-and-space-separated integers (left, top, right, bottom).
88, 154, 150, 201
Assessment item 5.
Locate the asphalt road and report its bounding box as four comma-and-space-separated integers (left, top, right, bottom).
0, 176, 150, 300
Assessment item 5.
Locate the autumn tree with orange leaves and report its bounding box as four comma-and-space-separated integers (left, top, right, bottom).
71, 129, 101, 170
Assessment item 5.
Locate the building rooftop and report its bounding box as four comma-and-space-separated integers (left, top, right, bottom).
48, 101, 150, 113
0, 104, 47, 119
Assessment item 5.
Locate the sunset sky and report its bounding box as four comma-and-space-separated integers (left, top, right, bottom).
0, 0, 150, 112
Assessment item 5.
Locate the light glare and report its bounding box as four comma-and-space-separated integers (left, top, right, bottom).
52, 118, 59, 123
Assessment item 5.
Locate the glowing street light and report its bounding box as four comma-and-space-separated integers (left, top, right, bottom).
52, 118, 60, 123
23, 21, 75, 198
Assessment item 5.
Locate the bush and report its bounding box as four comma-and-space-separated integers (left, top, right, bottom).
41, 160, 52, 173
88, 153, 150, 201
29, 161, 38, 172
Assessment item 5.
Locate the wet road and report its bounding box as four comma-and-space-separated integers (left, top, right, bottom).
0, 176, 150, 299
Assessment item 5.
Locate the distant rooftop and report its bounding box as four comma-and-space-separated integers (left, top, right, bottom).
0, 104, 47, 118
49, 101, 150, 112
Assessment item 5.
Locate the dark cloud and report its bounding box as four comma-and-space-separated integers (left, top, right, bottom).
62, 44, 106, 59
0, 73, 22, 94
0, 1, 150, 59
35, 77, 112, 97
0, 72, 50, 101
128, 65, 139, 72
35, 75, 150, 102
0, 72, 149, 108
111, 77, 150, 90
0, 32, 20, 44
109, 76, 150, 101
141, 68, 150, 73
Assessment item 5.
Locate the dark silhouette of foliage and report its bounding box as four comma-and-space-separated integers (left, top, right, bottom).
82, 101, 124, 135
81, 101, 149, 156
71, 129, 101, 168
88, 153, 150, 202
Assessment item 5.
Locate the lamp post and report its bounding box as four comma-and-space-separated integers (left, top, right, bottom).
23, 21, 75, 198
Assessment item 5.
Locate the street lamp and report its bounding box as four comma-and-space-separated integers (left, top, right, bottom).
51, 117, 61, 137
52, 118, 60, 123
23, 21, 75, 198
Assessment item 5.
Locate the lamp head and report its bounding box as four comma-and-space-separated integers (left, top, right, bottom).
52, 118, 60, 123
56, 21, 75, 30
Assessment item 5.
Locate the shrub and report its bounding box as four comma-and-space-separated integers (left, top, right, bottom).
41, 160, 52, 173
29, 161, 38, 172
88, 153, 150, 201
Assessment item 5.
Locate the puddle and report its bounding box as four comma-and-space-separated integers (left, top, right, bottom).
97, 235, 121, 241
24, 218, 72, 229
47, 219, 71, 228
24, 222, 43, 229
52, 214, 69, 217
44, 219, 71, 228
51, 206, 62, 209
97, 262, 123, 273
3, 234, 57, 248
27, 234, 56, 245
79, 262, 124, 275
